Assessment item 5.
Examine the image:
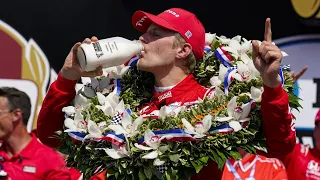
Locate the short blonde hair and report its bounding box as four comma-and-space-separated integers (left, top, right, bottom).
173, 33, 197, 74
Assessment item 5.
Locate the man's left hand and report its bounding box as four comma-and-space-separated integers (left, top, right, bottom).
252, 18, 283, 88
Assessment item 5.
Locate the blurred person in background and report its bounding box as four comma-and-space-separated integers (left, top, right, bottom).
0, 87, 71, 179
281, 109, 320, 180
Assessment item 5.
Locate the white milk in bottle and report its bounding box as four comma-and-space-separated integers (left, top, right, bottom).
77, 37, 144, 71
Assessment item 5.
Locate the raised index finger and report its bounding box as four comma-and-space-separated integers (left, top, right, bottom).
264, 18, 272, 42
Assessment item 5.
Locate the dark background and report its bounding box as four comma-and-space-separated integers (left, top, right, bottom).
0, 0, 319, 72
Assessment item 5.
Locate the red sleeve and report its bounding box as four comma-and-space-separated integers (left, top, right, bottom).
43, 150, 72, 180
260, 84, 296, 160
272, 158, 288, 180
37, 72, 77, 148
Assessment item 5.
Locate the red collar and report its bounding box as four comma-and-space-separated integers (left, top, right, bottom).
0, 133, 36, 161
152, 74, 202, 107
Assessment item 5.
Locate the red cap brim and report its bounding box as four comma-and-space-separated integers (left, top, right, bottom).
132, 10, 178, 33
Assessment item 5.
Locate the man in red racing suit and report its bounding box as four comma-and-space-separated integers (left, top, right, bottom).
37, 8, 295, 180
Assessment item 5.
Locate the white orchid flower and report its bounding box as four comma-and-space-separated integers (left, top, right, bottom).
103, 65, 130, 79
79, 76, 111, 97
216, 36, 231, 44
205, 33, 216, 44
221, 36, 252, 63
213, 88, 225, 101
210, 76, 222, 87
215, 96, 251, 132
63, 109, 87, 133
218, 64, 229, 82
246, 60, 260, 79
104, 144, 130, 159
182, 115, 212, 139
86, 119, 104, 138
233, 61, 251, 81
108, 110, 144, 137
95, 92, 120, 116
158, 105, 185, 119
250, 86, 263, 103
134, 130, 172, 166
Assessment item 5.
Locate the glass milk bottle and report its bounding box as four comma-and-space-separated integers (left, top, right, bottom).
77, 37, 144, 71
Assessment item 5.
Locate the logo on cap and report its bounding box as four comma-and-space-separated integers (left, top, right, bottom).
136, 15, 147, 27
164, 10, 180, 17
185, 30, 192, 39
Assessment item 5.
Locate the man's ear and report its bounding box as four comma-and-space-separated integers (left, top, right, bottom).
176, 43, 192, 59
11, 109, 22, 123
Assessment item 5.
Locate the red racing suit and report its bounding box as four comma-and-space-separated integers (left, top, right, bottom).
37, 72, 295, 180
281, 143, 320, 180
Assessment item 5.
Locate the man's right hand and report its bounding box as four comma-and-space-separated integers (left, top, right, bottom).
60, 36, 103, 80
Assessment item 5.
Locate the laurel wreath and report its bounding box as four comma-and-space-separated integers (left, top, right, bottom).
57, 33, 301, 180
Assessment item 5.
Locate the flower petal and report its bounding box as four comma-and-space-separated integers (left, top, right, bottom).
134, 143, 153, 150
210, 76, 222, 87
105, 92, 119, 110
154, 158, 166, 166
74, 93, 88, 106
251, 86, 262, 102
62, 106, 75, 116
142, 150, 158, 159
144, 129, 156, 148
132, 116, 144, 131
104, 148, 123, 159
247, 60, 260, 79
115, 100, 125, 114
81, 77, 91, 85
233, 73, 243, 82
229, 121, 242, 132
64, 118, 77, 131
83, 86, 96, 98
239, 102, 251, 120
90, 78, 99, 89
75, 84, 84, 93
205, 33, 216, 44
215, 116, 233, 122
227, 96, 237, 117
182, 118, 195, 132
121, 110, 132, 131
108, 125, 127, 135
202, 115, 212, 132
218, 64, 228, 82
96, 92, 106, 105
120, 66, 130, 76
88, 120, 103, 138
98, 77, 111, 91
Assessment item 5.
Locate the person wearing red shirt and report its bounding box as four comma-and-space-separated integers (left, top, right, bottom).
278, 109, 320, 180
221, 149, 288, 180
37, 8, 295, 180
0, 87, 71, 180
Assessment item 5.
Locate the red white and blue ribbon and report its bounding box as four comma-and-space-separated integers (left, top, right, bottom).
209, 121, 250, 134
95, 132, 126, 146
113, 79, 121, 95
137, 129, 195, 144
279, 67, 285, 87
124, 56, 139, 68
204, 45, 211, 53
68, 132, 86, 142
224, 68, 237, 95
67, 131, 126, 146
214, 46, 234, 67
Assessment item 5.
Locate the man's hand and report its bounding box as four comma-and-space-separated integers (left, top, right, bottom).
289, 66, 308, 83
60, 36, 103, 80
252, 18, 283, 88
